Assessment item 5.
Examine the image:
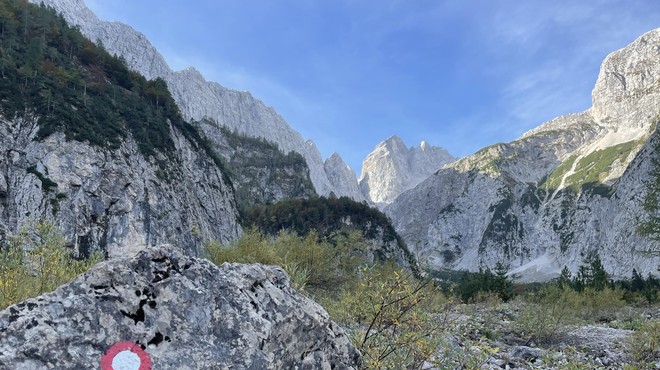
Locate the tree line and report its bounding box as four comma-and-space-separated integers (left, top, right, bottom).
0, 0, 230, 182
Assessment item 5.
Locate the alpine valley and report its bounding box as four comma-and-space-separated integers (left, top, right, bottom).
0, 0, 655, 280
1, 1, 660, 368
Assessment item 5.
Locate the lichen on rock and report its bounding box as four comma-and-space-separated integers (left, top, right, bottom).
0, 245, 361, 369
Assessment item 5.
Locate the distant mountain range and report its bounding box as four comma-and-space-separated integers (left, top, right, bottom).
10, 0, 660, 280
386, 28, 660, 280
29, 0, 361, 200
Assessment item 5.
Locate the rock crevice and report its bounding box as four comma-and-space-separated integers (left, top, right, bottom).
0, 244, 361, 369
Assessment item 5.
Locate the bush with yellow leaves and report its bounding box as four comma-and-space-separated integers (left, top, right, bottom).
205, 228, 366, 293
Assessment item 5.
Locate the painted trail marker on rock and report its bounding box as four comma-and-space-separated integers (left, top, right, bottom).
101, 341, 152, 370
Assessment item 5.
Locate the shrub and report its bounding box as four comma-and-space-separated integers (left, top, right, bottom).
516, 284, 627, 344
205, 229, 278, 266
628, 319, 660, 365
205, 228, 368, 294
0, 220, 103, 309
324, 264, 448, 369
580, 287, 625, 322
516, 285, 583, 343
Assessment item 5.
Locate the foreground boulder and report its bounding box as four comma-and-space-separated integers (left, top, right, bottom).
0, 245, 361, 369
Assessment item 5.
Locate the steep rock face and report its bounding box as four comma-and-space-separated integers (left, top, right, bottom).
386, 29, 660, 281
324, 152, 365, 202
0, 245, 361, 369
591, 29, 660, 126
196, 119, 317, 211
31, 0, 360, 200
359, 136, 455, 207
0, 115, 239, 258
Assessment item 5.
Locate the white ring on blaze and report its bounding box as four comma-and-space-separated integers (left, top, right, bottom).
111, 350, 141, 370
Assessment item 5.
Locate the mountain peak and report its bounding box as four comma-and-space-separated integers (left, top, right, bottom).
326, 152, 348, 168
324, 152, 365, 201
380, 135, 407, 151
591, 28, 660, 127
359, 136, 455, 206
386, 134, 403, 141
328, 151, 341, 159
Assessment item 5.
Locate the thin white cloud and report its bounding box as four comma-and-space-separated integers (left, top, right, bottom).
485, 0, 660, 139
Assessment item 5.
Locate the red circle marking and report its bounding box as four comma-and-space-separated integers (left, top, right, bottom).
100, 341, 152, 370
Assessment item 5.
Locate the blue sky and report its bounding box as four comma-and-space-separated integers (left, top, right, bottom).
86, 0, 660, 176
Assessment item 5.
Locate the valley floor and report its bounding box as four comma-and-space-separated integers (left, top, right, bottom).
435, 301, 659, 369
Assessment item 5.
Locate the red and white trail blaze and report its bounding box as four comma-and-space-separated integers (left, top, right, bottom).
100, 341, 152, 370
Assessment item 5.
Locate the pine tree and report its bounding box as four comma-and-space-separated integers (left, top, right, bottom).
558, 265, 572, 289
631, 268, 646, 292
589, 255, 608, 291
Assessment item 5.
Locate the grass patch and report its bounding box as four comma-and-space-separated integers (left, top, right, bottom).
628, 319, 660, 366
541, 141, 639, 193
541, 155, 577, 190
565, 141, 638, 191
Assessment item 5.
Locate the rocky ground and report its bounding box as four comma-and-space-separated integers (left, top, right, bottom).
439, 301, 660, 369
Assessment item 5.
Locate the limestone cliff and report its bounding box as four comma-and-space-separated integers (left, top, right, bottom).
386, 29, 660, 281
0, 1, 246, 259
0, 114, 240, 259
359, 136, 455, 207
196, 119, 317, 212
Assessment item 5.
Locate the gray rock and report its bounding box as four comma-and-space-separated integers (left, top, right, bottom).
0, 115, 240, 258
0, 245, 361, 369
508, 346, 545, 362
324, 152, 366, 202
563, 325, 632, 366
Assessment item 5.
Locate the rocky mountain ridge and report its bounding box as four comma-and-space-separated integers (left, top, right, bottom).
29, 0, 361, 200
29, 0, 458, 211
386, 28, 660, 280
359, 135, 455, 207
195, 119, 317, 211
0, 2, 246, 259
